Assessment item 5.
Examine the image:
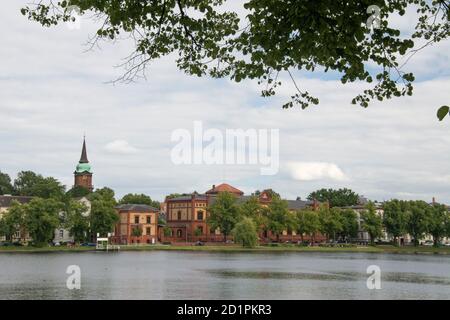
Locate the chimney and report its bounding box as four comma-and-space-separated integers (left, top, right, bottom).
212, 184, 215, 190
432, 197, 436, 204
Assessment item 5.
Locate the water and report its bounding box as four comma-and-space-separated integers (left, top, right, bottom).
0, 251, 450, 299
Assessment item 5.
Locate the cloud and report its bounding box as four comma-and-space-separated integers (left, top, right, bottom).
0, 1, 449, 203
287, 162, 348, 182
104, 140, 138, 154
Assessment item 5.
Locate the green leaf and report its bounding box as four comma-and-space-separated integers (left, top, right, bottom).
437, 105, 449, 121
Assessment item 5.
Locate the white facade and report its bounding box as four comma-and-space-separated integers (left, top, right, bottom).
53, 197, 91, 244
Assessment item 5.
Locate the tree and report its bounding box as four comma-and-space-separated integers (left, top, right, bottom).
14, 171, 65, 199
21, 1, 449, 115
90, 199, 119, 239
338, 209, 359, 241
266, 196, 291, 242
232, 217, 258, 248
66, 185, 91, 198
88, 187, 116, 204
383, 199, 409, 246
295, 210, 320, 243
119, 193, 160, 208
239, 195, 266, 232
318, 206, 343, 241
406, 200, 430, 246
163, 226, 172, 237
207, 191, 240, 242
0, 171, 14, 195
89, 187, 118, 238
427, 203, 450, 247
361, 202, 383, 245
0, 201, 27, 242
63, 200, 89, 243
307, 188, 359, 207
25, 198, 61, 246
131, 227, 142, 237
252, 189, 280, 198
194, 228, 202, 237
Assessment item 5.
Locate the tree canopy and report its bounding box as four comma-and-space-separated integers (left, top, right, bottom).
0, 171, 14, 195
360, 201, 383, 245
21, 0, 450, 117
89, 187, 119, 238
13, 171, 65, 199
119, 193, 160, 208
232, 216, 258, 248
207, 191, 240, 241
307, 188, 359, 207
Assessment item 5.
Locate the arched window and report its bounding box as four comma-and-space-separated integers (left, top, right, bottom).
197, 211, 204, 220
177, 211, 182, 220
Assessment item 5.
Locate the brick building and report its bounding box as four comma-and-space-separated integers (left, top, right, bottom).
164, 183, 324, 243
113, 204, 159, 245
74, 137, 93, 192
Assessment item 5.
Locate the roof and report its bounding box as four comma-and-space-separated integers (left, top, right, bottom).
167, 194, 208, 202
286, 200, 315, 210
79, 137, 89, 164
207, 195, 314, 210
115, 204, 160, 212
205, 183, 244, 195
0, 195, 34, 208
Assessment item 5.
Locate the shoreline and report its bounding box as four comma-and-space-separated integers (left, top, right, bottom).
1, 244, 450, 255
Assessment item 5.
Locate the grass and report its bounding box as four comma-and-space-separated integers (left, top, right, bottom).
0, 246, 95, 253
2, 244, 450, 255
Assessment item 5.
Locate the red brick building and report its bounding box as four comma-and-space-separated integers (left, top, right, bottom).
113, 204, 159, 245
164, 183, 324, 243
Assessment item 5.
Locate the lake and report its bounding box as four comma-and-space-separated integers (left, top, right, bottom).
0, 251, 450, 299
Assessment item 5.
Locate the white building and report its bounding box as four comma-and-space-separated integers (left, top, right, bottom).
53, 196, 91, 244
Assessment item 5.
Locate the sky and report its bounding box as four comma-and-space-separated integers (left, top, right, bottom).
0, 1, 449, 202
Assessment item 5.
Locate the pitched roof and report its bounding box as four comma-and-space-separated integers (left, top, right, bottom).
115, 204, 160, 212
0, 195, 34, 208
79, 137, 89, 163
205, 183, 244, 195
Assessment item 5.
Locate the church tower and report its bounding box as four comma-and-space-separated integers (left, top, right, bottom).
74, 137, 93, 191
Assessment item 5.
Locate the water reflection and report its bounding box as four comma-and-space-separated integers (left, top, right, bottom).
0, 251, 450, 299
206, 269, 450, 286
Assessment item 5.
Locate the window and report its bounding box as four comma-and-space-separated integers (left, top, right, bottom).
134, 216, 139, 224
177, 229, 182, 237
198, 226, 203, 234
177, 211, 182, 220
59, 229, 64, 238
146, 216, 151, 224
197, 211, 204, 220
146, 227, 151, 235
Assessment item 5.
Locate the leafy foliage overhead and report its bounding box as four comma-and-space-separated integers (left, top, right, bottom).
21, 0, 450, 115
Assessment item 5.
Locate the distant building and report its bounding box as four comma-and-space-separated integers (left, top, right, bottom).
74, 137, 93, 192
0, 195, 34, 242
113, 204, 159, 245
164, 183, 324, 243
53, 196, 91, 244
340, 203, 388, 243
